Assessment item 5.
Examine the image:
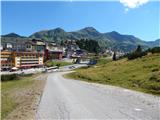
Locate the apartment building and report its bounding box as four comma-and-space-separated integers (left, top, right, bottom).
0, 51, 13, 70
25, 39, 46, 52
12, 52, 44, 68
0, 51, 44, 70
45, 49, 63, 60
45, 41, 63, 60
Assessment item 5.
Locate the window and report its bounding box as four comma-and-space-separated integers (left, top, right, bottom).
26, 44, 31, 48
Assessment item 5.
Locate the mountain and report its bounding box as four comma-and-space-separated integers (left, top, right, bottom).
30, 28, 68, 43
2, 27, 159, 52
72, 27, 102, 38
102, 31, 150, 51
1, 33, 29, 46
145, 39, 160, 48
1, 33, 26, 38
30, 27, 153, 52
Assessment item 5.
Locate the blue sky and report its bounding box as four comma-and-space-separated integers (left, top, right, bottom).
1, 1, 159, 41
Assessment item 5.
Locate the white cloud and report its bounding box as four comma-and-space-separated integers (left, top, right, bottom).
120, 0, 149, 9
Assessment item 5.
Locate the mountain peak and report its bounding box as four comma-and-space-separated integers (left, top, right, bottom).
76, 27, 101, 38
79, 27, 100, 34
81, 27, 98, 32
2, 33, 23, 38
109, 31, 120, 35
83, 27, 96, 30
53, 27, 65, 32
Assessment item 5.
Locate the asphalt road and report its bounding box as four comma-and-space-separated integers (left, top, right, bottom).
36, 72, 160, 120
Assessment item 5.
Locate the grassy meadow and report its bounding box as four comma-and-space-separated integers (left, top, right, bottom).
66, 54, 160, 95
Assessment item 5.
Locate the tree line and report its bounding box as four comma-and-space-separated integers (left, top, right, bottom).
76, 39, 100, 53
115, 45, 160, 60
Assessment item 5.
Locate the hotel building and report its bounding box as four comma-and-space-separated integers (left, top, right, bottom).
0, 51, 13, 70
13, 51, 44, 68
0, 51, 44, 70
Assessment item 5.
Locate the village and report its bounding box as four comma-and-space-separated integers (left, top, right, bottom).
1, 1, 160, 120
0, 37, 125, 72
1, 38, 81, 71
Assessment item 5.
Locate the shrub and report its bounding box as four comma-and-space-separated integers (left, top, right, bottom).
127, 51, 147, 60
131, 79, 143, 87
142, 83, 160, 91
56, 63, 61, 68
149, 74, 160, 82
19, 73, 33, 77
127, 45, 147, 60
147, 47, 160, 53
1, 74, 18, 82
151, 68, 159, 72
127, 46, 160, 60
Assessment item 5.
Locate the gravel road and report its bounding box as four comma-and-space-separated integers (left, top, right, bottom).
36, 72, 160, 120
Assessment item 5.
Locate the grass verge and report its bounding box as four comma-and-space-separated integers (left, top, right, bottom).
1, 73, 47, 119
66, 54, 160, 95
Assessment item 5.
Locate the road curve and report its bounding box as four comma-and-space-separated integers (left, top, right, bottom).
36, 72, 160, 120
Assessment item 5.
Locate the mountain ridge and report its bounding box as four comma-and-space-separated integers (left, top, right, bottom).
2, 27, 160, 52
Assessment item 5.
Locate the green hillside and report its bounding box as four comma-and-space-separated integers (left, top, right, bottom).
29, 28, 68, 44
2, 27, 159, 52
66, 54, 160, 95
29, 27, 159, 52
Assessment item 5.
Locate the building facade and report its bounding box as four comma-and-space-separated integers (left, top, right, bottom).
25, 39, 46, 52
0, 51, 44, 70
1, 37, 66, 70
0, 51, 13, 70
45, 41, 63, 60
1, 37, 27, 51
12, 52, 44, 68
45, 49, 63, 60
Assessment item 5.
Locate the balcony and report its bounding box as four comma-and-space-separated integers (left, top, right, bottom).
21, 61, 39, 64
21, 58, 39, 60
